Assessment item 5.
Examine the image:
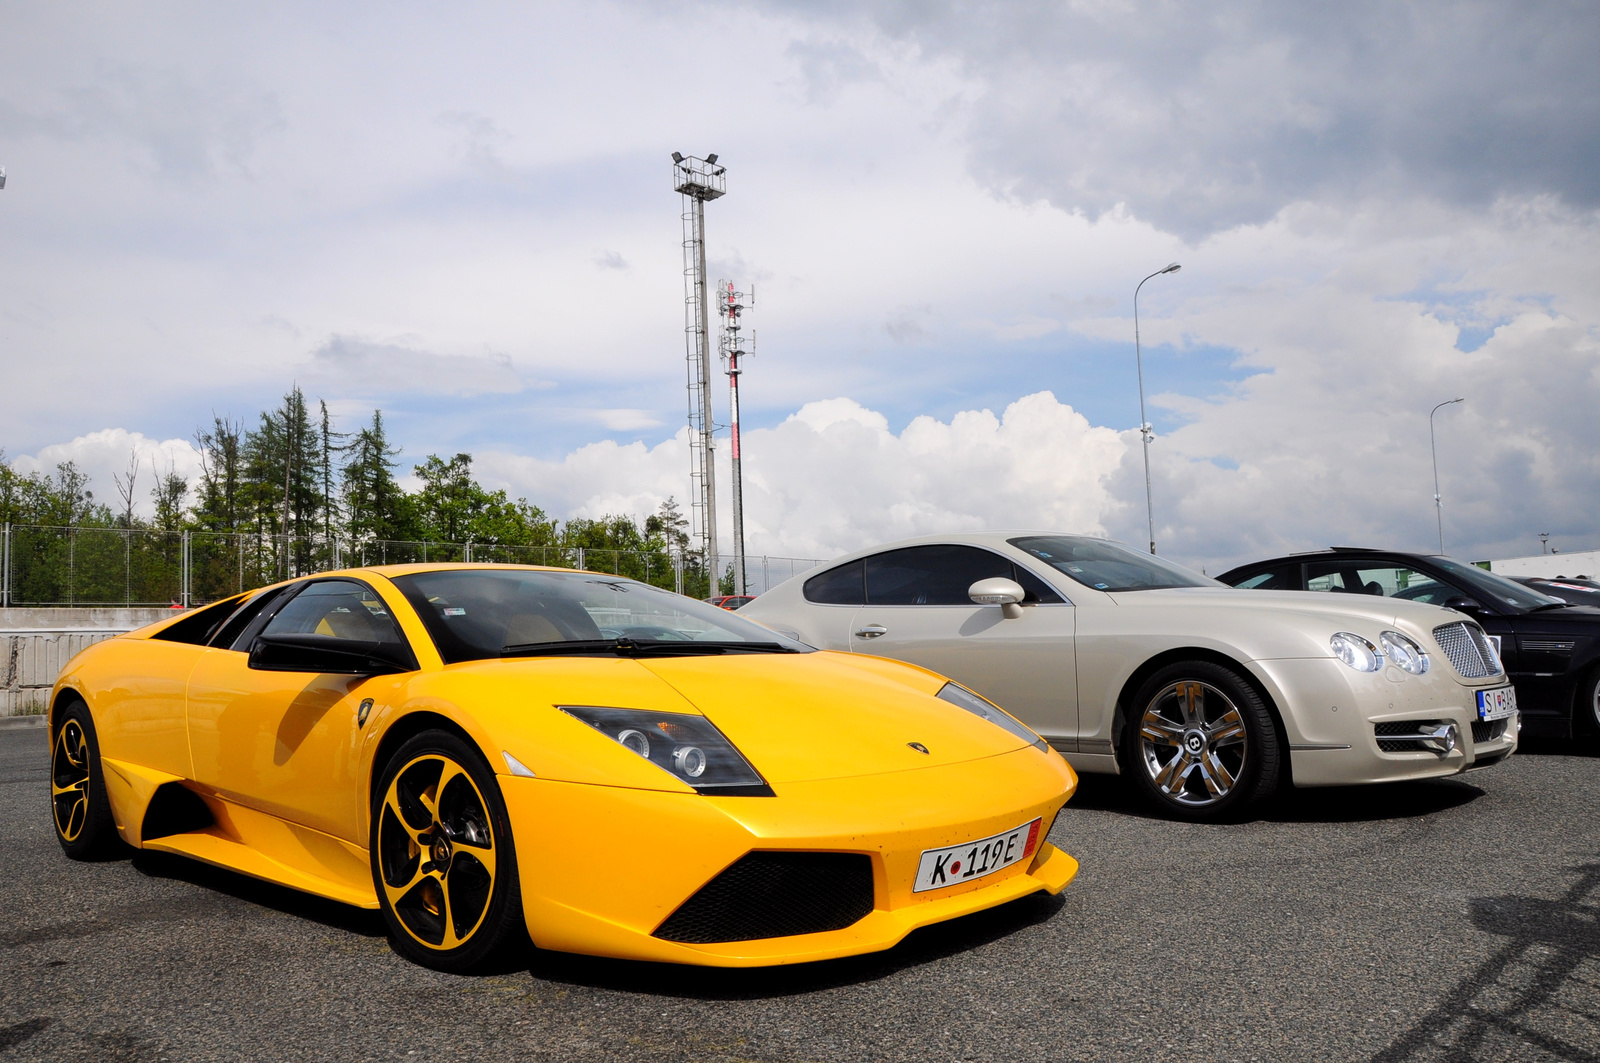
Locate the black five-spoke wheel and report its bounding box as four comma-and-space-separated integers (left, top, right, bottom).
50, 698, 124, 859
371, 731, 525, 971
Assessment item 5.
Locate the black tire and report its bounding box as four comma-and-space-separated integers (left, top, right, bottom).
51, 698, 128, 860
370, 730, 527, 972
1119, 660, 1281, 822
1577, 666, 1600, 741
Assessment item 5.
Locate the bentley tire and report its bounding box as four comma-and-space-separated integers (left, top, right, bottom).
371, 731, 527, 972
51, 698, 127, 859
1120, 661, 1281, 822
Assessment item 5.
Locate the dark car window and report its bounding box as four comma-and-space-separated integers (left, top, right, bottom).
1306, 562, 1456, 603
211, 586, 289, 650
1520, 579, 1600, 606
804, 560, 865, 605
151, 594, 247, 645
259, 579, 409, 647
1430, 557, 1563, 613
1010, 535, 1215, 592
393, 569, 808, 664
1229, 563, 1301, 590
862, 544, 1064, 605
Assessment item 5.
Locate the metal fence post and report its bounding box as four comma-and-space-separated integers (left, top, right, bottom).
182, 530, 191, 607
2, 522, 9, 609
576, 547, 585, 571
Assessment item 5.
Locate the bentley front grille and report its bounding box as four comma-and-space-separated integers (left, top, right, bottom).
1432, 621, 1501, 679
653, 851, 875, 944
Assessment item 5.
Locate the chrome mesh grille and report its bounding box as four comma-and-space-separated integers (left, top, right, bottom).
1432, 621, 1499, 678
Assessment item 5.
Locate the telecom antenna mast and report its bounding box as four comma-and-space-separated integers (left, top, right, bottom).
672, 152, 725, 580
718, 280, 754, 595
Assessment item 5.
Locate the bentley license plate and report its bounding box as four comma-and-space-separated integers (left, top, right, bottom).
1477, 686, 1517, 721
914, 818, 1041, 893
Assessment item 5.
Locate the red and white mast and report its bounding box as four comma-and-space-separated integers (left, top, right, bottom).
718, 280, 754, 596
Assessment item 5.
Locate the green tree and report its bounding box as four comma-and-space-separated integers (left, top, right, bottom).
342, 410, 410, 549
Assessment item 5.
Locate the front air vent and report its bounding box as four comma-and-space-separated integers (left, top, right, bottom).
1432, 622, 1500, 679
654, 851, 874, 943
1374, 720, 1456, 754
1472, 719, 1509, 744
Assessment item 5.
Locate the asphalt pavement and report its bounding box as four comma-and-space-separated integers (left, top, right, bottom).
2, 724, 1598, 1062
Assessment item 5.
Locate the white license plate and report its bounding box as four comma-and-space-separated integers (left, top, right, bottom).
1477, 686, 1517, 721
913, 818, 1041, 893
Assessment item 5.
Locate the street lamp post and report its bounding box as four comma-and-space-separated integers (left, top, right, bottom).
1429, 397, 1464, 554
1133, 262, 1181, 555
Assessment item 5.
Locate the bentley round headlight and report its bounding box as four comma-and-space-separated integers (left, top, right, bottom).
1330, 632, 1381, 672
1379, 630, 1429, 675
672, 745, 707, 778
616, 728, 651, 757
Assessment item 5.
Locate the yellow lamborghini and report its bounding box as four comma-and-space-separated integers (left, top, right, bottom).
49, 564, 1078, 971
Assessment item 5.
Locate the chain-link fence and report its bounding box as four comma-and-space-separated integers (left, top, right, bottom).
0, 523, 824, 607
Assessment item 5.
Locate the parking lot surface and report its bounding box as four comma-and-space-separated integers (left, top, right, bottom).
2, 725, 1597, 1062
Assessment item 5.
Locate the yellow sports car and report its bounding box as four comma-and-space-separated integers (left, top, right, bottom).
49, 564, 1078, 971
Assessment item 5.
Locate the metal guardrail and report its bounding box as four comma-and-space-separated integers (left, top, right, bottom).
0, 523, 823, 607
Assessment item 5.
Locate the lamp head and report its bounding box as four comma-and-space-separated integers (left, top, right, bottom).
704, 153, 718, 164
671, 152, 684, 164
1162, 262, 1181, 274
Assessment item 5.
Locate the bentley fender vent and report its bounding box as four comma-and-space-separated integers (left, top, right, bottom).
653, 851, 875, 943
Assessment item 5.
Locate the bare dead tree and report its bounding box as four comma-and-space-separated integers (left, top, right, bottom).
112, 450, 141, 528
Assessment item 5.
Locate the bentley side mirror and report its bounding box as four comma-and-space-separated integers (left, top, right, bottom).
1442, 596, 1484, 616
969, 577, 1026, 619
249, 633, 415, 675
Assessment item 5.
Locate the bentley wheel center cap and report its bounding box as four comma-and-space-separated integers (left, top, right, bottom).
1184, 730, 1206, 755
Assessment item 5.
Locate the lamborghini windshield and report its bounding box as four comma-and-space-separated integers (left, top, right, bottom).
392, 569, 811, 663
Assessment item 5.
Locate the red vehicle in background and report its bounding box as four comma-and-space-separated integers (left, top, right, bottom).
704, 595, 756, 611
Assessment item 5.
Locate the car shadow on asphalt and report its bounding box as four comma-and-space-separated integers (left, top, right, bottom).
520, 889, 1068, 999
128, 850, 387, 938
1063, 770, 1486, 824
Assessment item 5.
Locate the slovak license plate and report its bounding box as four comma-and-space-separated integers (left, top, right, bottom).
913, 818, 1041, 893
1477, 686, 1517, 721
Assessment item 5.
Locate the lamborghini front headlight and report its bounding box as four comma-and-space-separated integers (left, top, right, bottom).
560, 706, 770, 795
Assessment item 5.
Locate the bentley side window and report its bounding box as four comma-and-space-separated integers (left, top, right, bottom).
803, 560, 865, 605
864, 545, 1064, 605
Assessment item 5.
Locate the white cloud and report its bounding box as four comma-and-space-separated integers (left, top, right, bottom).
8, 429, 204, 519
476, 392, 1127, 560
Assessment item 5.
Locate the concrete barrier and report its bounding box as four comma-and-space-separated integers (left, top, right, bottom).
1, 608, 174, 717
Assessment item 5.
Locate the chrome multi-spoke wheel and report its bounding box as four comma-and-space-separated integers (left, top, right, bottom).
50, 700, 124, 859
371, 732, 523, 971
1138, 680, 1248, 807
52, 718, 91, 842
1122, 661, 1281, 821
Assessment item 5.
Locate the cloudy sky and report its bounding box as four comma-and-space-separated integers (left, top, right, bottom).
2, 1, 1597, 570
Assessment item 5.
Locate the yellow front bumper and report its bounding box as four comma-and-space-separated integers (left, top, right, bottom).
501, 745, 1078, 966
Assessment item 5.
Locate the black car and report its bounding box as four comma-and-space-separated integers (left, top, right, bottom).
1218, 548, 1600, 741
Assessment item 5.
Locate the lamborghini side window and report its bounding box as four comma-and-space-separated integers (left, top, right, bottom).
258, 580, 407, 647
151, 594, 247, 645
210, 586, 288, 651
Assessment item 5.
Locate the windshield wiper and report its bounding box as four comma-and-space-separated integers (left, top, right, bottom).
501, 638, 796, 658
1527, 601, 1570, 612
